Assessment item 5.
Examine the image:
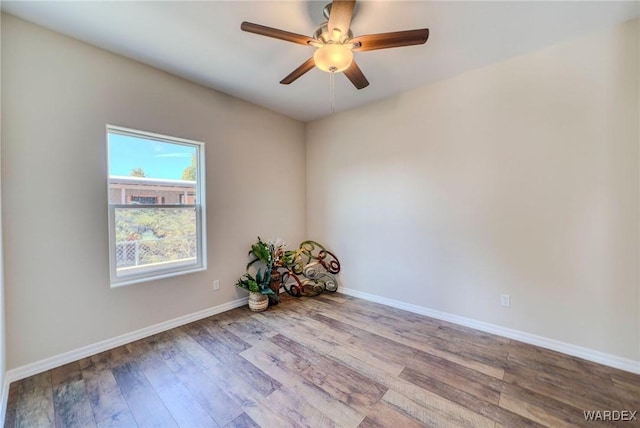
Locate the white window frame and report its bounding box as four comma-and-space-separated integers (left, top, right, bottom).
107, 125, 207, 287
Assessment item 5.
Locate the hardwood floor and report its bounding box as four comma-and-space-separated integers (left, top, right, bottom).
4, 293, 639, 427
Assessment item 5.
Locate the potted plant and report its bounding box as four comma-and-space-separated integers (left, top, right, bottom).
238, 237, 291, 309
236, 267, 274, 312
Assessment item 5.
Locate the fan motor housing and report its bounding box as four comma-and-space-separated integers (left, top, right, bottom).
313, 23, 353, 44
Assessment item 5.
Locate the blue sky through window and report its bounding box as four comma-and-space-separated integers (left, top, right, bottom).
108, 133, 195, 180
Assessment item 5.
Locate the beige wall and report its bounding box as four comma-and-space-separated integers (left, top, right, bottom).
2, 11, 639, 371
1, 14, 306, 369
307, 20, 639, 360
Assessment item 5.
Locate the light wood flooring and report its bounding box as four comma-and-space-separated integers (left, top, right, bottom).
4, 293, 639, 427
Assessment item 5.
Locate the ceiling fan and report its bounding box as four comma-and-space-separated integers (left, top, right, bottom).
241, 0, 429, 90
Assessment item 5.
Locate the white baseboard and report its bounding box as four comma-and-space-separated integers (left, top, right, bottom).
340, 287, 640, 375
4, 297, 248, 384
0, 375, 9, 426
3, 288, 638, 399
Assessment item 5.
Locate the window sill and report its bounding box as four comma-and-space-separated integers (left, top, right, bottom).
110, 265, 206, 288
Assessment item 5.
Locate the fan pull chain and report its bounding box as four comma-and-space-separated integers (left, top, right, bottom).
329, 72, 335, 114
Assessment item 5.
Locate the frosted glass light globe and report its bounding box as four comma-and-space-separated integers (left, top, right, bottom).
313, 44, 353, 73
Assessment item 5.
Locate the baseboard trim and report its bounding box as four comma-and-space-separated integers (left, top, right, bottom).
5, 289, 638, 385
5, 297, 248, 384
340, 287, 640, 375
0, 375, 9, 426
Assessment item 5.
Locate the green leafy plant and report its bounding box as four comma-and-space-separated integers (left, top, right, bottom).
236, 267, 275, 296
238, 237, 285, 303
247, 237, 273, 269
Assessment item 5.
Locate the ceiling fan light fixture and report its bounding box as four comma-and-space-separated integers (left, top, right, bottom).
241, 0, 428, 89
313, 43, 353, 73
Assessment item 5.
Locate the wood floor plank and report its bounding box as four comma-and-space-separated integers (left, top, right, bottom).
223, 413, 260, 428
609, 369, 640, 390
181, 337, 298, 428
376, 366, 496, 427
382, 388, 494, 428
240, 340, 365, 427
204, 363, 298, 428
290, 323, 495, 428
82, 363, 129, 424
340, 305, 440, 335
503, 360, 627, 411
195, 318, 253, 354
267, 386, 338, 428
164, 326, 222, 369
271, 334, 389, 414
5, 293, 638, 428
207, 307, 244, 327
266, 324, 495, 428
506, 344, 616, 392
271, 316, 407, 378
145, 331, 198, 375
148, 329, 245, 426
400, 367, 544, 427
252, 309, 354, 345
335, 297, 508, 360
219, 315, 277, 345
420, 345, 505, 379
311, 312, 418, 364
186, 321, 282, 396
303, 303, 434, 349
15, 372, 55, 428
106, 346, 137, 368
328, 295, 434, 324
507, 340, 615, 380
426, 334, 509, 372
126, 340, 175, 389
79, 351, 110, 372
434, 323, 511, 348
110, 361, 177, 427
95, 409, 138, 428
302, 298, 440, 343
316, 295, 442, 330
314, 293, 349, 304
506, 341, 640, 409
52, 380, 96, 428
316, 306, 505, 378
173, 364, 244, 427
499, 382, 587, 427
408, 348, 503, 404
51, 362, 83, 387
126, 339, 216, 427
155, 383, 217, 428
610, 373, 640, 408
357, 401, 426, 428
4, 381, 21, 428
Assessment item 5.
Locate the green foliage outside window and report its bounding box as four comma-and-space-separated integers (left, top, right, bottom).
114, 208, 196, 266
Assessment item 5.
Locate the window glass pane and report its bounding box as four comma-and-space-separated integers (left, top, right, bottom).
107, 126, 205, 286
108, 133, 197, 205
114, 206, 197, 277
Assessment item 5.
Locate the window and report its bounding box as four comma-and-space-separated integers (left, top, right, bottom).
107, 125, 206, 286
130, 196, 160, 205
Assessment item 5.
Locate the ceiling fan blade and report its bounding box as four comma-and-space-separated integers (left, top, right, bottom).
351, 29, 429, 52
241, 22, 316, 46
343, 60, 369, 90
328, 0, 355, 41
280, 58, 316, 85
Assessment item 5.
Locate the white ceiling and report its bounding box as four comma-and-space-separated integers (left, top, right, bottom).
2, 1, 638, 122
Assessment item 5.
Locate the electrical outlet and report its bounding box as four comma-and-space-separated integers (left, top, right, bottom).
500, 294, 511, 307
213, 280, 220, 291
